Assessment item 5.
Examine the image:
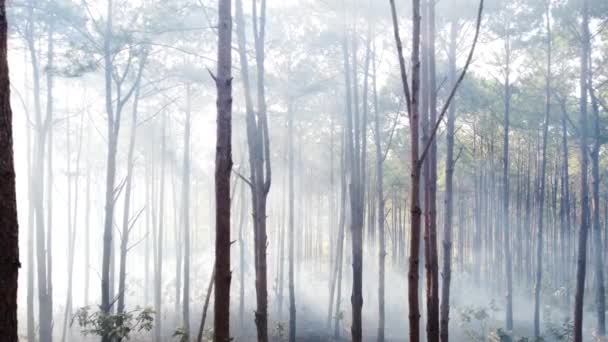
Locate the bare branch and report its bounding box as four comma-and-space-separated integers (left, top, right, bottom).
419, 0, 484, 166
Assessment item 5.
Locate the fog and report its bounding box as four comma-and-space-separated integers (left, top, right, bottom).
5, 0, 608, 341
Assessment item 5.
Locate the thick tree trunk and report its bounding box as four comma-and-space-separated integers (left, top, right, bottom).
0, 1, 20, 337
214, 0, 233, 340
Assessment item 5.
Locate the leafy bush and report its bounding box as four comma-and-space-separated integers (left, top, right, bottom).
72, 306, 154, 340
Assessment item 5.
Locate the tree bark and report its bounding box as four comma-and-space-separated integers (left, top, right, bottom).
214, 0, 233, 340
0, 1, 20, 337
573, 0, 590, 340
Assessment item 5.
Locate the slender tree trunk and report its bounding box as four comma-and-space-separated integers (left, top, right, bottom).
101, 2, 117, 338
197, 267, 215, 342
533, 4, 551, 337
390, 0, 423, 340
573, 0, 590, 340
372, 41, 386, 342
288, 100, 296, 342
155, 114, 166, 342
424, 1, 440, 340
502, 31, 514, 334
214, 0, 233, 339
182, 83, 192, 336
27, 1, 52, 339
0, 1, 20, 336
117, 72, 143, 320
589, 47, 605, 338
440, 14, 458, 342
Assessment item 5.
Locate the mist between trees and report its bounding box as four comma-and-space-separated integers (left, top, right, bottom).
1, 0, 607, 341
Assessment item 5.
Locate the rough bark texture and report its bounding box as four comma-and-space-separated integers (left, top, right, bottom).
0, 1, 20, 339
214, 0, 233, 340
390, 0, 422, 340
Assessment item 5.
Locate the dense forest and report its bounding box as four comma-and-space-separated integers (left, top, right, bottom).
0, 0, 607, 341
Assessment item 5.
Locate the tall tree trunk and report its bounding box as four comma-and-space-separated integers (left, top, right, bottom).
589, 47, 605, 338
342, 18, 364, 341
101, 1, 117, 337
440, 14, 458, 342
155, 114, 166, 342
25, 47, 35, 342
0, 1, 20, 336
27, 1, 52, 339
214, 0, 233, 339
533, 3, 551, 337
390, 0, 423, 340
424, 1, 440, 340
182, 83, 192, 336
372, 40, 386, 342
117, 71, 143, 320
288, 100, 296, 342
573, 0, 590, 340
502, 30, 514, 334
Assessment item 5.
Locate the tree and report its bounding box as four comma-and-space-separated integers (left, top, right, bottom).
214, 0, 233, 340
235, 0, 272, 340
0, 0, 19, 338
573, 0, 591, 340
533, 1, 551, 337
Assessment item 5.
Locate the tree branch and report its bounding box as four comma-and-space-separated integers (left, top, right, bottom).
419, 0, 484, 166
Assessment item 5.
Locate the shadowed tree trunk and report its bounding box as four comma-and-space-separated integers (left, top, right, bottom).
0, 0, 20, 337
214, 0, 233, 340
